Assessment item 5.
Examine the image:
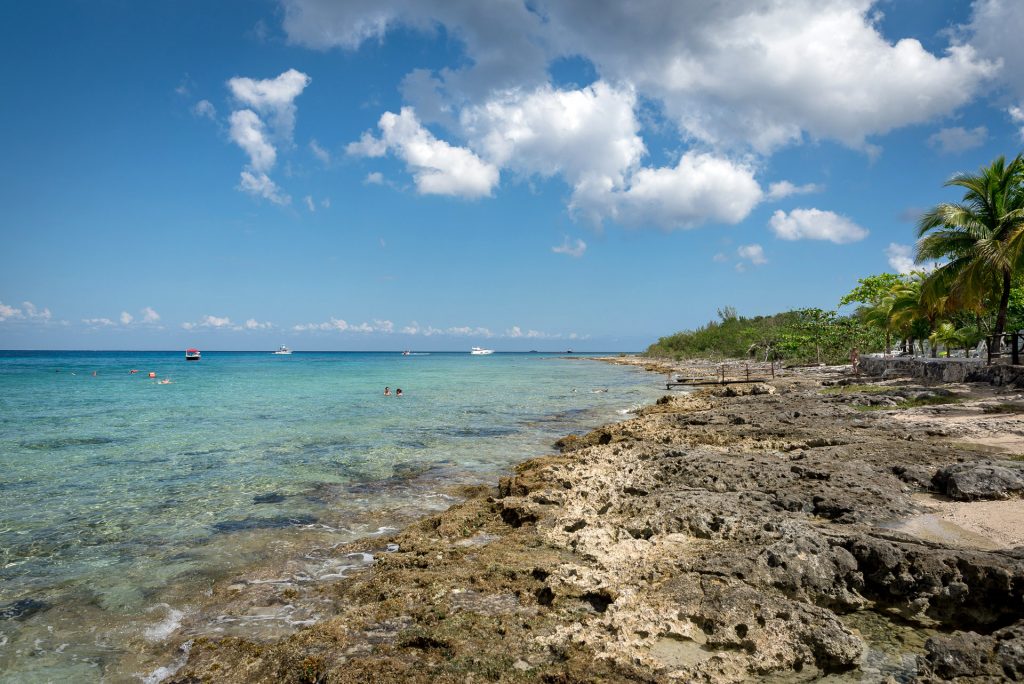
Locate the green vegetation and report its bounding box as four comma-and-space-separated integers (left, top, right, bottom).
854, 396, 963, 411
821, 384, 900, 395
646, 153, 1024, 364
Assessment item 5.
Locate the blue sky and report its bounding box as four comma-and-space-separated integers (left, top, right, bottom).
2, 0, 1024, 351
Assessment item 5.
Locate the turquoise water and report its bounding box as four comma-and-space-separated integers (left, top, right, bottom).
0, 350, 659, 681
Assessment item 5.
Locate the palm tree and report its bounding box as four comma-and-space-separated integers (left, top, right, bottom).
917, 155, 1024, 347
929, 322, 961, 357
862, 296, 897, 356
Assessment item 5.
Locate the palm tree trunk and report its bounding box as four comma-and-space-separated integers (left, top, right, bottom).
994, 269, 1012, 341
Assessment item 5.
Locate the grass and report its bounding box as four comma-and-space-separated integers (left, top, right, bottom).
854, 396, 963, 411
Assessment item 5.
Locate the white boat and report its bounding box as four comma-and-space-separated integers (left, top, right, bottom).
273, 345, 292, 355
470, 347, 494, 355
185, 348, 201, 361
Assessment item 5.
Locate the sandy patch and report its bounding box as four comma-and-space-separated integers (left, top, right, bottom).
894, 493, 1024, 550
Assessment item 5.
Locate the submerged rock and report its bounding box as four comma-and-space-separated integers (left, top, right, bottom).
0, 598, 49, 621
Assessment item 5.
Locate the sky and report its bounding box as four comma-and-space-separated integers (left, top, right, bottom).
2, 0, 1024, 351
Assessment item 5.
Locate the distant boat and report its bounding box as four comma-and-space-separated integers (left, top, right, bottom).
273, 345, 292, 355
566, 349, 573, 354
470, 347, 494, 355
402, 350, 411, 356
185, 348, 201, 361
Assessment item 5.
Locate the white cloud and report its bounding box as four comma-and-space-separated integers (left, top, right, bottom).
928, 126, 987, 154
21, 301, 51, 321
545, 1, 996, 152
183, 315, 233, 330
712, 252, 728, 263
348, 107, 499, 198
227, 68, 311, 140
238, 170, 290, 204
244, 318, 274, 330
229, 109, 276, 172
587, 152, 763, 230
462, 82, 644, 193
886, 243, 915, 275
766, 180, 823, 200
552, 236, 586, 258
769, 208, 869, 244
141, 307, 160, 323
737, 243, 767, 265
292, 318, 393, 333
304, 195, 315, 212
120, 311, 134, 325
286, 1, 996, 154
364, 171, 384, 185
309, 138, 330, 164
0, 301, 23, 321
1010, 106, 1024, 140
321, 197, 331, 208
193, 99, 217, 120
82, 317, 115, 327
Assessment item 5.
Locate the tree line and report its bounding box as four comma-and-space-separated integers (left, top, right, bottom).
646, 154, 1024, 364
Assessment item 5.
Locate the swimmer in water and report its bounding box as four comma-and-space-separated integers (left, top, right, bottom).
158, 378, 172, 385
396, 388, 403, 396
384, 386, 391, 396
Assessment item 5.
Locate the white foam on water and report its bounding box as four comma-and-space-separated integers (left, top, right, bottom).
0, 633, 8, 647
143, 604, 184, 643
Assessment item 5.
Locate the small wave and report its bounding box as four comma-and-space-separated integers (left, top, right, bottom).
143, 603, 184, 643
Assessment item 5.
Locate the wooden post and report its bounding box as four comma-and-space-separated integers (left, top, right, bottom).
1014, 333, 1020, 366
720, 365, 725, 384
771, 360, 775, 378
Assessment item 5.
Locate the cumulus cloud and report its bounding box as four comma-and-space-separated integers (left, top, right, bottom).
769, 208, 869, 244
886, 243, 915, 274
193, 99, 217, 120
462, 82, 644, 194
82, 317, 115, 327
292, 318, 394, 333
552, 236, 587, 258
20, 301, 51, 321
304, 195, 316, 212
712, 252, 728, 263
1010, 106, 1024, 140
230, 110, 277, 172
238, 170, 290, 204
183, 315, 233, 330
0, 300, 22, 321
224, 69, 309, 205
364, 171, 385, 185
244, 318, 274, 330
120, 311, 134, 325
766, 180, 823, 200
396, 321, 494, 337
141, 307, 160, 323
928, 126, 987, 154
228, 68, 311, 139
348, 107, 499, 198
737, 243, 767, 265
285, 0, 996, 154
586, 152, 763, 230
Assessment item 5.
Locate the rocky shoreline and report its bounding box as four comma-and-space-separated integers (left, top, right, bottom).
168, 359, 1024, 683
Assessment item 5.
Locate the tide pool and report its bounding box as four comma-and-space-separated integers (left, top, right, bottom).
0, 350, 660, 681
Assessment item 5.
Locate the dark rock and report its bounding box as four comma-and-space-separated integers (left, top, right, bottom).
252, 492, 285, 504
933, 462, 1024, 501
212, 514, 317, 533
0, 598, 49, 621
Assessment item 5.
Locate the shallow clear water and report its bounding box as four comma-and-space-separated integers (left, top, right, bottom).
0, 350, 660, 681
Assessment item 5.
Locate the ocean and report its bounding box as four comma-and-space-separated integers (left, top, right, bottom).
0, 350, 661, 681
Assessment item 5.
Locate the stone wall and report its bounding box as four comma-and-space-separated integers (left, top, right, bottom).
859, 355, 1024, 386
